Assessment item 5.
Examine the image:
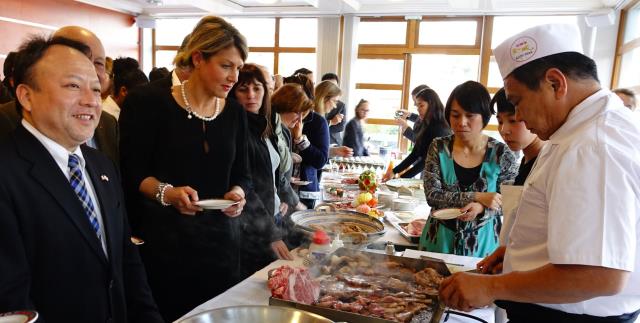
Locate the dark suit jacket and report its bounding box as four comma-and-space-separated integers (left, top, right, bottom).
325, 100, 346, 145
0, 101, 119, 165
0, 125, 163, 323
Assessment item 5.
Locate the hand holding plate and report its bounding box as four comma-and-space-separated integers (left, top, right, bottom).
165, 185, 203, 215
222, 186, 245, 217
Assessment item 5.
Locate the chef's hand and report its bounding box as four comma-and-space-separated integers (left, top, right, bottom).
475, 192, 502, 210
477, 246, 506, 274
279, 202, 289, 215
271, 240, 293, 260
440, 272, 495, 312
459, 202, 483, 221
164, 186, 203, 216
222, 186, 245, 217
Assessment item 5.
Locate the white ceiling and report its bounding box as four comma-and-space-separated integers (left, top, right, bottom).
76, 0, 632, 17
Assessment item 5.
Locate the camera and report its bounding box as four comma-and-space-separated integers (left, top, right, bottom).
394, 110, 405, 119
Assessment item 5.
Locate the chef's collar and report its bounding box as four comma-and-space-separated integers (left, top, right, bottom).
547, 88, 609, 144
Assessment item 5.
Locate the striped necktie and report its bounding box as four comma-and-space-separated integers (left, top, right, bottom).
68, 154, 101, 240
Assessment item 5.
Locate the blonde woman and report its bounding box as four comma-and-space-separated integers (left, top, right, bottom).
119, 16, 249, 321
291, 80, 337, 208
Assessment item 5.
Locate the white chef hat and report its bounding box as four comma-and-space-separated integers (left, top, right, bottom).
493, 24, 584, 79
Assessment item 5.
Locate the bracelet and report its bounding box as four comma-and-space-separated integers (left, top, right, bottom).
155, 182, 173, 206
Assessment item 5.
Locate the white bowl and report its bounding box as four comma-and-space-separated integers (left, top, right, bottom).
393, 197, 417, 211
376, 191, 398, 207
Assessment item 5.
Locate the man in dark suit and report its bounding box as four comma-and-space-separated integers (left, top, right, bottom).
0, 100, 119, 164
0, 35, 162, 322
0, 26, 119, 165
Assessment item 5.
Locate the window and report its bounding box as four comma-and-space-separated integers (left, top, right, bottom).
358, 21, 407, 44
354, 59, 404, 85
418, 20, 478, 46
355, 17, 483, 151
154, 18, 199, 45
278, 53, 317, 77
151, 17, 317, 77
279, 18, 318, 47
352, 89, 402, 120
410, 54, 480, 102
226, 18, 275, 47
614, 2, 640, 93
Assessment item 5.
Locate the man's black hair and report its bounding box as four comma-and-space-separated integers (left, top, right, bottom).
509, 52, 599, 90
13, 35, 92, 115
321, 72, 339, 83
148, 67, 170, 83
114, 69, 149, 98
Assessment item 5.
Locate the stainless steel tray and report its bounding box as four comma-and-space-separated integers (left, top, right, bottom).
391, 221, 421, 244
270, 248, 448, 323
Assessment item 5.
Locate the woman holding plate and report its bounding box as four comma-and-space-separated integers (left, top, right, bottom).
419, 81, 518, 257
119, 16, 249, 321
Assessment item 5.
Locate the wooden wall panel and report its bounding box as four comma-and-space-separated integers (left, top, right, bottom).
0, 0, 138, 78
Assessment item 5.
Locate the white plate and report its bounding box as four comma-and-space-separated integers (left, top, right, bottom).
431, 208, 464, 220
292, 180, 312, 186
385, 178, 423, 189
194, 199, 239, 210
0, 311, 38, 323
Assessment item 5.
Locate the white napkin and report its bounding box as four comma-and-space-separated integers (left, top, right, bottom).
499, 184, 524, 246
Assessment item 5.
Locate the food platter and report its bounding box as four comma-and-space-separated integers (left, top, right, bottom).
385, 178, 423, 191
269, 248, 449, 323
290, 210, 385, 245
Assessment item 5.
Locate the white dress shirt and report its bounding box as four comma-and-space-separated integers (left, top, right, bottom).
22, 119, 108, 255
102, 95, 120, 120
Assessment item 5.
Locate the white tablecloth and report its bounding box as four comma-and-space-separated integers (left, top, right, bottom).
177, 250, 496, 323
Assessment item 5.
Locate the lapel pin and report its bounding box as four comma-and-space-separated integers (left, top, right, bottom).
101, 175, 109, 182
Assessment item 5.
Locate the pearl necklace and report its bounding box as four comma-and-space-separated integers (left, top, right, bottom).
181, 80, 220, 121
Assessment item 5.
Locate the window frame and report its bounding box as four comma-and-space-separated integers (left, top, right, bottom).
151, 17, 317, 75
612, 0, 640, 92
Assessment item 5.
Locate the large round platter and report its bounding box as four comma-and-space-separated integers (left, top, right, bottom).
290, 210, 385, 243
385, 178, 423, 191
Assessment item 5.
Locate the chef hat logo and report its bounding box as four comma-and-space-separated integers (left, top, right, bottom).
494, 24, 583, 79
510, 37, 537, 62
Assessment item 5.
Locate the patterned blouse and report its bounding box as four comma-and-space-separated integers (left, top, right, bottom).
424, 135, 518, 213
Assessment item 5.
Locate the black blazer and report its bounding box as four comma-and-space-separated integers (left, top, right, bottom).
0, 125, 162, 323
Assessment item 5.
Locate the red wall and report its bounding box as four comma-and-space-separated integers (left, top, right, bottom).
0, 0, 139, 78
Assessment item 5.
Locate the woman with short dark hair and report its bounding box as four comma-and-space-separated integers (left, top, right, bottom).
420, 81, 518, 257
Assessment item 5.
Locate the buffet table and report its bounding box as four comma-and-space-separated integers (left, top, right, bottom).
178, 248, 497, 323
178, 170, 498, 322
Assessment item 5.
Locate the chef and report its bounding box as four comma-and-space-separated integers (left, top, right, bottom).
439, 24, 640, 322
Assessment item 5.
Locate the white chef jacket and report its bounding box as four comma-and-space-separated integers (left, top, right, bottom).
503, 89, 640, 316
